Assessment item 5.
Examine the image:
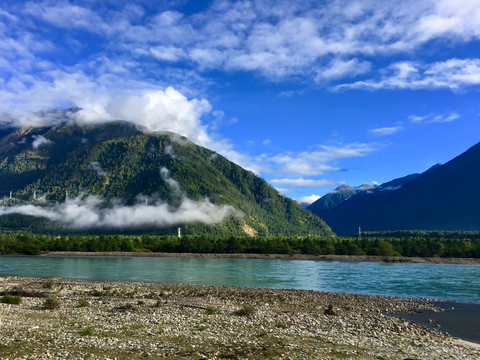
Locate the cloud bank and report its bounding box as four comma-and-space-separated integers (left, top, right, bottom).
0, 196, 239, 229
0, 167, 241, 229
295, 194, 321, 206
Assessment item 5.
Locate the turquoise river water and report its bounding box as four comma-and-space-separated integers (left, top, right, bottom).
1, 256, 479, 302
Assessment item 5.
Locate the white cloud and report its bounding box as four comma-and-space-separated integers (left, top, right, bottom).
270, 178, 336, 187
295, 194, 321, 206
266, 143, 378, 176
90, 162, 106, 176
337, 59, 480, 91
414, 0, 480, 42
0, 196, 240, 229
0, 167, 242, 229
369, 126, 403, 136
315, 58, 371, 81
274, 188, 296, 194
31, 135, 53, 149
24, 2, 108, 34
408, 112, 460, 123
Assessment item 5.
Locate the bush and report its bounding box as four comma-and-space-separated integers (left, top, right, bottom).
79, 300, 90, 307
205, 305, 218, 315
0, 294, 22, 305
42, 280, 54, 289
42, 296, 60, 310
233, 304, 256, 317
80, 327, 93, 336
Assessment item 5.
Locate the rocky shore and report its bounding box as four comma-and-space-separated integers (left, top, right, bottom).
1, 276, 479, 359
43, 251, 480, 265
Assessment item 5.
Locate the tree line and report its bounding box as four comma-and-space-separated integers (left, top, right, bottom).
1, 233, 480, 258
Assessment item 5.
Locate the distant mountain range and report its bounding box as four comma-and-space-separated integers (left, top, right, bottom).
308, 142, 480, 235
0, 111, 333, 236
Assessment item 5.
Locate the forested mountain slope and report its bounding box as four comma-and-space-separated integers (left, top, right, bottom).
0, 117, 332, 237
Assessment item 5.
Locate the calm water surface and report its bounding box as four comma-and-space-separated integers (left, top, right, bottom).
1, 256, 479, 302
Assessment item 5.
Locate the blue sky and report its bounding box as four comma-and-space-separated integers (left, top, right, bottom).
1, 0, 480, 205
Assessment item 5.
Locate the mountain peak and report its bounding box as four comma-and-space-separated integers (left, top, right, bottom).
0, 123, 333, 236
309, 141, 480, 235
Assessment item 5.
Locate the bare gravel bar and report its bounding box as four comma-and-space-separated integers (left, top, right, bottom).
1, 276, 479, 359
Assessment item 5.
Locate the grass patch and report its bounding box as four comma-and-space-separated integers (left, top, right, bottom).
205, 305, 218, 315
79, 300, 90, 307
42, 280, 54, 289
0, 293, 22, 305
197, 325, 208, 332
80, 327, 93, 336
275, 322, 288, 329
42, 296, 60, 310
233, 304, 256, 317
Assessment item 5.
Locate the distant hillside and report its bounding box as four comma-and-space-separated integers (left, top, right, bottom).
0, 114, 333, 237
308, 184, 377, 213
309, 142, 480, 235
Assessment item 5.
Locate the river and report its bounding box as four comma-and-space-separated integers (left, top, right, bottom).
1, 255, 479, 302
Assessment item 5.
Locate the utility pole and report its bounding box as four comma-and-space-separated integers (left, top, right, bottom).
178, 227, 181, 239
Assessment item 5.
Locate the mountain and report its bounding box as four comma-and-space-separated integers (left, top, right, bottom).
0, 114, 333, 237
308, 142, 480, 235
308, 184, 377, 213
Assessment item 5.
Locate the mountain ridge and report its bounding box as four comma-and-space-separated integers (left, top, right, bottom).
309, 142, 480, 235
0, 118, 333, 237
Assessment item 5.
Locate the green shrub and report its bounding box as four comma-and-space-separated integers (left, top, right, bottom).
233, 304, 256, 317
42, 296, 60, 310
0, 294, 22, 305
205, 306, 218, 315
80, 327, 93, 336
79, 300, 90, 307
197, 325, 208, 331
42, 280, 54, 289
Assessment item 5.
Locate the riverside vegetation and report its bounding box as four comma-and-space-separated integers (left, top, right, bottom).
1, 231, 480, 258
0, 276, 479, 359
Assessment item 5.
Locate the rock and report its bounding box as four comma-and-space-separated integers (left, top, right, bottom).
324, 304, 337, 316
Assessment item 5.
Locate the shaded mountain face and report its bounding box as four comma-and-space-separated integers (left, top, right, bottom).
0, 119, 333, 236
309, 142, 480, 235
308, 184, 377, 212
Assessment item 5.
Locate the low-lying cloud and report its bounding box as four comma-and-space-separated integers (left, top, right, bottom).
0, 196, 240, 229
32, 134, 53, 149
0, 167, 242, 229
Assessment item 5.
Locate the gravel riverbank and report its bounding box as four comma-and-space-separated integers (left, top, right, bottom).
1, 276, 479, 359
